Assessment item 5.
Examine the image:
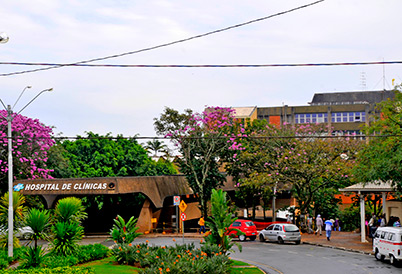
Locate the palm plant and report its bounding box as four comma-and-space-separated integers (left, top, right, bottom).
144, 139, 167, 157
49, 197, 87, 256
204, 189, 242, 255
0, 192, 27, 248
0, 192, 27, 227
24, 208, 51, 249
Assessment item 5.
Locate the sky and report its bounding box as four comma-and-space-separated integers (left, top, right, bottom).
0, 0, 401, 142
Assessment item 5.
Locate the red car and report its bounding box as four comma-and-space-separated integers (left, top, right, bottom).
228, 219, 258, 241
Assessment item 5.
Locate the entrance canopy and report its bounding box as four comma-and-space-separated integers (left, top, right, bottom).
339, 181, 396, 243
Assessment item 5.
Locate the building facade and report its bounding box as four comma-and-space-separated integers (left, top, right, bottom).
239, 90, 395, 134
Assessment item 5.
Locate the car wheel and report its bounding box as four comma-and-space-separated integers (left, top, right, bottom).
295, 240, 301, 245
250, 236, 256, 241
389, 254, 398, 266
239, 235, 246, 242
22, 233, 32, 240
278, 237, 284, 244
259, 234, 265, 242
375, 249, 384, 261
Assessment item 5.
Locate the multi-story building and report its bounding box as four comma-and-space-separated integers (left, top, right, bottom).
235, 90, 395, 134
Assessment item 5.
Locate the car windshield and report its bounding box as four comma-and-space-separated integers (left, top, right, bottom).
283, 224, 299, 232
245, 221, 255, 227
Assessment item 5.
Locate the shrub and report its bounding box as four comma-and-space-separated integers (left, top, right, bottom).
49, 221, 84, 256
40, 255, 79, 268
112, 241, 232, 274
19, 246, 46, 269
110, 215, 142, 246
0, 247, 27, 270
76, 244, 110, 262
2, 266, 94, 274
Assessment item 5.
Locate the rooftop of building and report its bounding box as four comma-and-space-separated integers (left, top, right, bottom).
309, 90, 395, 106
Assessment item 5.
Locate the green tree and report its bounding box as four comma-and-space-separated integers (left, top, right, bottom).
227, 123, 363, 223
143, 139, 168, 157
353, 87, 402, 192
154, 107, 235, 218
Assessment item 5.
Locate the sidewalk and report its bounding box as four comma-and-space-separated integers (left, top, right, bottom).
301, 230, 373, 255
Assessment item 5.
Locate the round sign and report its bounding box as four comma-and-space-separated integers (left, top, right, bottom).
180, 212, 187, 221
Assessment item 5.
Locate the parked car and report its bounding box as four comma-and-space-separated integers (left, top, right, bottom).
373, 226, 402, 266
0, 226, 34, 240
228, 219, 258, 241
258, 223, 301, 244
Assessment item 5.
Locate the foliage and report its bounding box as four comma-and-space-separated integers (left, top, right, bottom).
48, 197, 86, 257
24, 208, 51, 248
0, 247, 26, 270
0, 111, 55, 193
154, 106, 236, 217
339, 204, 361, 232
40, 244, 109, 268
49, 221, 84, 256
50, 132, 177, 179
0, 192, 27, 228
353, 87, 402, 192
143, 139, 168, 157
2, 266, 95, 274
53, 197, 87, 224
204, 189, 242, 255
19, 246, 46, 268
110, 215, 142, 246
227, 122, 363, 220
111, 240, 232, 274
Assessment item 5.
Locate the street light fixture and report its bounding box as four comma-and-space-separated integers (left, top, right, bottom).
0, 32, 9, 44
0, 87, 53, 257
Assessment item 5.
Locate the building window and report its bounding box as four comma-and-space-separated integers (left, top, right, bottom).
295, 113, 328, 124
331, 112, 366, 123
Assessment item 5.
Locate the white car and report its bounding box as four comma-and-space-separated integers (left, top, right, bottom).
373, 226, 402, 266
258, 223, 301, 244
1, 226, 34, 240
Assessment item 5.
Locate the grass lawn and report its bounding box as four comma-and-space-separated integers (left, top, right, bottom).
80, 257, 140, 274
80, 257, 264, 274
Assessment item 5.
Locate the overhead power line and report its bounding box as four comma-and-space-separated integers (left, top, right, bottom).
0, 0, 325, 77
0, 60, 401, 69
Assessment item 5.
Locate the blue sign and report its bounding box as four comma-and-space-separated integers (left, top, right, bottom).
13, 183, 24, 192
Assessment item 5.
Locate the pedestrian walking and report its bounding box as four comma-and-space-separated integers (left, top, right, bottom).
307, 214, 314, 234
325, 219, 334, 241
198, 216, 205, 234
380, 214, 386, 227
368, 214, 377, 238
315, 214, 323, 236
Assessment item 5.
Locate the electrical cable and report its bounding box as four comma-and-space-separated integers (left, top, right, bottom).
0, 0, 325, 77
0, 60, 401, 69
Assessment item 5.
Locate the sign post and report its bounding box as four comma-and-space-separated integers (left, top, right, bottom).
179, 200, 187, 243
173, 196, 180, 234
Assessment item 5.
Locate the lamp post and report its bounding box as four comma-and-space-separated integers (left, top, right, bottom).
0, 87, 53, 257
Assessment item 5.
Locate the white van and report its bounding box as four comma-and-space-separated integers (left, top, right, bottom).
373, 226, 402, 266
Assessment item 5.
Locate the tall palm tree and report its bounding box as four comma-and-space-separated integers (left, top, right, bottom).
144, 139, 167, 157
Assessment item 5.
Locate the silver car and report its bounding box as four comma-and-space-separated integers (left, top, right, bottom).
258, 223, 301, 244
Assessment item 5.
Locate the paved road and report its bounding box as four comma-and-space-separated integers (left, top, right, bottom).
25, 236, 402, 274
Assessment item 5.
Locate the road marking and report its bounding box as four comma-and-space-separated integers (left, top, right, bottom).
232, 258, 284, 274
305, 254, 314, 257
287, 251, 298, 254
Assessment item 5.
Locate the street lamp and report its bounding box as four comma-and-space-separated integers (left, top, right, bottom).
0, 32, 9, 44
0, 87, 53, 257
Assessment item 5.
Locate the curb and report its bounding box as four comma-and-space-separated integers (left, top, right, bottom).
302, 241, 373, 255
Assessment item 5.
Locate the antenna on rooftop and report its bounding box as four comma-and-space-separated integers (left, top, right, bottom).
360, 72, 366, 91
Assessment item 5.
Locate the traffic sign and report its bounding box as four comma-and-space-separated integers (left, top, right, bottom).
179, 200, 187, 212
173, 196, 180, 206
180, 212, 187, 221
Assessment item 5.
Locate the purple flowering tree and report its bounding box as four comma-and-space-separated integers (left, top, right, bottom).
154, 106, 236, 218
0, 110, 55, 193
228, 122, 364, 221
